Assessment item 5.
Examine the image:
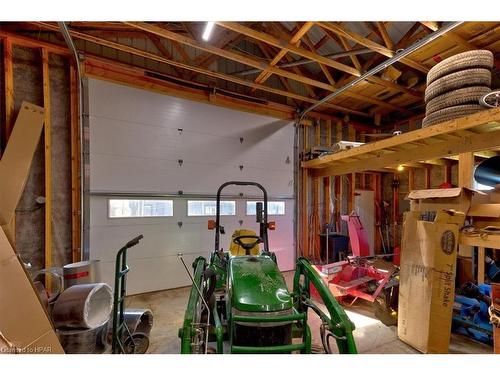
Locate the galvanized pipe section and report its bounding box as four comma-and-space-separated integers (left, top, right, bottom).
298, 21, 464, 122
58, 22, 85, 261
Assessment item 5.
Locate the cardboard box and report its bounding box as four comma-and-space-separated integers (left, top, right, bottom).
406, 187, 483, 215
397, 210, 465, 353
0, 227, 64, 353
0, 102, 63, 354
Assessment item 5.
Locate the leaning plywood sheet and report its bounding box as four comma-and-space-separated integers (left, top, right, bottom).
0, 102, 45, 242
0, 227, 64, 353
398, 210, 465, 353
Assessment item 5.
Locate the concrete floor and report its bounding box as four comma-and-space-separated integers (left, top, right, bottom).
126, 271, 493, 354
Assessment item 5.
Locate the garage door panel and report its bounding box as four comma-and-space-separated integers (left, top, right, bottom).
89, 78, 294, 294
91, 153, 292, 196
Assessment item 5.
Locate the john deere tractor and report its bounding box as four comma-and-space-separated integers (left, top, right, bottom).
178, 181, 357, 354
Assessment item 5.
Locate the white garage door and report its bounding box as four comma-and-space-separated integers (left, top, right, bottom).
88, 79, 295, 295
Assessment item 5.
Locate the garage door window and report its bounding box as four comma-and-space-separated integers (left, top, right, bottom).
187, 200, 236, 216
246, 201, 285, 215
108, 199, 173, 218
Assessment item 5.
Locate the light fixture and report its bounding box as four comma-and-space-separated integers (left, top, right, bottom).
202, 22, 215, 41
397, 165, 404, 172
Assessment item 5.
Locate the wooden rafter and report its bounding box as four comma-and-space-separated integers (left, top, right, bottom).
147, 34, 184, 77
31, 23, 371, 118
376, 22, 394, 50
124, 21, 410, 112
254, 21, 314, 85
320, 28, 362, 71
420, 22, 479, 50
215, 21, 361, 76
254, 41, 303, 105
317, 22, 429, 73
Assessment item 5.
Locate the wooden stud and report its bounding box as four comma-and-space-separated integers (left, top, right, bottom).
42, 48, 52, 289
323, 120, 332, 228
424, 167, 431, 189
408, 168, 415, 191
478, 247, 485, 284
458, 152, 475, 188
3, 38, 15, 244
34, 23, 370, 118
3, 38, 14, 145
70, 63, 81, 263
444, 165, 452, 185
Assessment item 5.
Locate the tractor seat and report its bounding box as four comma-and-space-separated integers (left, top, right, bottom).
229, 229, 260, 256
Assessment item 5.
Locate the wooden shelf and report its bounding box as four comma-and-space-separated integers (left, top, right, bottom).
459, 233, 500, 248
302, 107, 500, 177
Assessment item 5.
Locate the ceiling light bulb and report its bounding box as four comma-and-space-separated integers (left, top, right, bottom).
202, 22, 215, 41
397, 165, 404, 172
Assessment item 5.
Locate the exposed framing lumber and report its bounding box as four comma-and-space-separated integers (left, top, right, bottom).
254, 21, 313, 85
215, 21, 361, 76
458, 152, 475, 188
376, 22, 394, 50
3, 38, 14, 146
254, 41, 306, 103
126, 21, 401, 111
420, 22, 479, 50
317, 22, 429, 73
218, 21, 422, 100
69, 64, 81, 263
147, 34, 184, 77
42, 48, 52, 289
32, 22, 370, 118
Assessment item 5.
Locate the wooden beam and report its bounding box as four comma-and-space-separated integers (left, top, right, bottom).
301, 34, 336, 86
420, 22, 478, 50
254, 41, 305, 104
376, 22, 394, 50
42, 48, 52, 289
33, 22, 368, 118
220, 21, 422, 99
147, 34, 184, 77
255, 22, 314, 85
215, 21, 361, 76
69, 64, 81, 263
317, 22, 430, 73
458, 152, 475, 188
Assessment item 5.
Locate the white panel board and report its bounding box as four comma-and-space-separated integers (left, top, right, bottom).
88, 79, 295, 294
354, 190, 375, 256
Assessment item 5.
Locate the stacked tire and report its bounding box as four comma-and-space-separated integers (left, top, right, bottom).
423, 50, 494, 127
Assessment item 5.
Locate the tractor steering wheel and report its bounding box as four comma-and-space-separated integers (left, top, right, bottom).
232, 235, 263, 255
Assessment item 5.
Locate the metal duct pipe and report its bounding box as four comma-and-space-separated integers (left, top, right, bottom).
58, 22, 85, 261
474, 156, 500, 187
235, 48, 373, 76
298, 21, 464, 122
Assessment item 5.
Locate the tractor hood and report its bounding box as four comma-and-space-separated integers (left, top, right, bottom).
228, 255, 292, 313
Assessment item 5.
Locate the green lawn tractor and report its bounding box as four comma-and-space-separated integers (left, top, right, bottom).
178, 181, 357, 354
